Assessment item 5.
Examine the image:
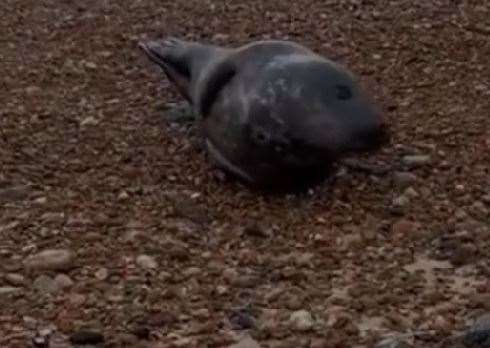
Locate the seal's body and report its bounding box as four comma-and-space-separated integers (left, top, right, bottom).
139, 38, 388, 190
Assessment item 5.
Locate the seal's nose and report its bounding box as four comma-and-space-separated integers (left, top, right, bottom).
349, 120, 390, 153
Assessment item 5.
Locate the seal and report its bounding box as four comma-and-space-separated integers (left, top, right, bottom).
139, 37, 389, 191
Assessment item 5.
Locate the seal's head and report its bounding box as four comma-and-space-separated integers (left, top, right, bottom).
246, 55, 389, 170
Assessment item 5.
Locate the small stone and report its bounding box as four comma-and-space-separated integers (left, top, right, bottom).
393, 172, 417, 188
229, 336, 261, 348
229, 308, 256, 330
183, 267, 201, 278
24, 249, 75, 271
216, 285, 228, 295
455, 209, 467, 220
173, 337, 192, 347
0, 185, 31, 203
70, 330, 104, 345
99, 51, 113, 58
473, 201, 488, 216
95, 268, 109, 280
23, 316, 38, 330
455, 184, 465, 192
136, 255, 157, 270
118, 191, 129, 200
0, 286, 22, 297
194, 308, 210, 319
26, 85, 41, 94
243, 223, 269, 238
33, 196, 47, 204
404, 187, 419, 198
289, 310, 314, 332
131, 325, 150, 340
463, 313, 490, 347
482, 194, 490, 204
32, 334, 49, 348
392, 220, 416, 236
80, 116, 98, 126
54, 274, 74, 290
402, 155, 431, 168
222, 268, 239, 284
433, 315, 451, 333
287, 294, 304, 310
392, 195, 410, 208
33, 275, 59, 295
310, 338, 328, 348
295, 252, 315, 267
376, 337, 411, 348
84, 61, 97, 70
116, 333, 138, 346
4, 273, 26, 286
69, 293, 86, 306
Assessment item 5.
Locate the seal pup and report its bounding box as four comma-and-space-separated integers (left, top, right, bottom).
139, 37, 389, 191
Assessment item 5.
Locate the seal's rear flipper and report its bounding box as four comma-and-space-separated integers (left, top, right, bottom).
138, 38, 193, 102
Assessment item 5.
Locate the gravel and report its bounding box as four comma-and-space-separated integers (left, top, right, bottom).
0, 1, 488, 347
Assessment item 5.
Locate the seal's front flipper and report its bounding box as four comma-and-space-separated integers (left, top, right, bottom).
139, 38, 192, 102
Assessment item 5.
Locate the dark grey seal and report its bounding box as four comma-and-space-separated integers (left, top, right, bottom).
139, 37, 389, 191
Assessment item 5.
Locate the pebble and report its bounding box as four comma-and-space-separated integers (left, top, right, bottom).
216, 285, 228, 295
0, 185, 31, 203
84, 61, 98, 70
295, 252, 315, 267
289, 310, 315, 332
118, 190, 129, 200
223, 268, 239, 284
54, 274, 74, 290
0, 286, 22, 297
464, 313, 490, 347
68, 293, 86, 306
392, 195, 410, 208
115, 333, 138, 346
183, 267, 201, 278
393, 172, 417, 188
173, 337, 193, 347
472, 201, 488, 216
95, 267, 109, 280
229, 308, 255, 330
24, 249, 75, 271
136, 254, 158, 270
404, 187, 419, 198
376, 337, 411, 348
70, 329, 104, 345
80, 116, 98, 126
131, 325, 150, 340
392, 219, 416, 236
402, 155, 431, 168
33, 275, 59, 295
194, 308, 210, 319
4, 273, 26, 286
229, 336, 262, 348
482, 194, 490, 204
33, 196, 47, 204
25, 85, 41, 94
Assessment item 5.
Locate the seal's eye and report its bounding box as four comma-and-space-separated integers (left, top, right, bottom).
251, 127, 270, 145
335, 85, 352, 100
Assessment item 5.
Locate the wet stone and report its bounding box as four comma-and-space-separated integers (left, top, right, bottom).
24, 249, 75, 271
70, 329, 104, 345
464, 314, 490, 347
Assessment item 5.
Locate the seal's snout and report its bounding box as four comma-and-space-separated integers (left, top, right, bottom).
347, 117, 390, 154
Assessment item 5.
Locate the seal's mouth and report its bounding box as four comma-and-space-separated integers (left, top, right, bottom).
345, 124, 391, 155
